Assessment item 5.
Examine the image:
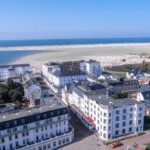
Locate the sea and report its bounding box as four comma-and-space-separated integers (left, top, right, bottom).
0, 37, 150, 65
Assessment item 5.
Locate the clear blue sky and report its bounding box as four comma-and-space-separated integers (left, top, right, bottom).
0, 0, 150, 40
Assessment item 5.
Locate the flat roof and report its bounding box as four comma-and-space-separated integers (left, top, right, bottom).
89, 94, 142, 107
0, 92, 67, 130
53, 71, 86, 77
0, 64, 30, 69
71, 83, 143, 108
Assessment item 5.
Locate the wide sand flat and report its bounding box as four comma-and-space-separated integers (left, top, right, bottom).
2, 43, 150, 68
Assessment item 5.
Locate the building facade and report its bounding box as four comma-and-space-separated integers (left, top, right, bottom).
0, 103, 74, 150
0, 64, 32, 81
62, 81, 145, 141
42, 61, 87, 87
137, 85, 150, 105
85, 60, 101, 77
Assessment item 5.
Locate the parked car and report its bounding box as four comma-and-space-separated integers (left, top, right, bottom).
111, 141, 123, 148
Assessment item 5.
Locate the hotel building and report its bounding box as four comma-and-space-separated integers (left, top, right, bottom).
42, 60, 101, 88
62, 81, 145, 141
42, 61, 87, 88
0, 97, 74, 150
0, 64, 32, 81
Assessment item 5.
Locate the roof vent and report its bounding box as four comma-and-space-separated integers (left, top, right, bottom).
109, 102, 113, 106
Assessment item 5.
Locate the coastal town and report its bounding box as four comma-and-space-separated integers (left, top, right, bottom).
0, 58, 150, 150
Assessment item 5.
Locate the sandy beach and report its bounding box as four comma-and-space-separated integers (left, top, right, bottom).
1, 43, 150, 68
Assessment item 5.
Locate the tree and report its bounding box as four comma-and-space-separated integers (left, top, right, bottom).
9, 89, 22, 102
112, 92, 128, 99
7, 78, 15, 89
146, 144, 150, 150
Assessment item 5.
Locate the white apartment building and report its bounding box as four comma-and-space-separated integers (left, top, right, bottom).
0, 64, 32, 81
137, 85, 150, 105
0, 99, 74, 150
22, 73, 42, 107
62, 81, 145, 141
42, 62, 87, 87
85, 60, 101, 77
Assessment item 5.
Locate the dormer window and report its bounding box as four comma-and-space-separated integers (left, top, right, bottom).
36, 115, 40, 120
14, 121, 17, 125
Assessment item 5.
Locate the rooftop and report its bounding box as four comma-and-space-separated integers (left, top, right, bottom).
0, 92, 66, 130
140, 85, 150, 92
0, 64, 30, 69
76, 81, 106, 94
53, 70, 86, 77
70, 82, 142, 108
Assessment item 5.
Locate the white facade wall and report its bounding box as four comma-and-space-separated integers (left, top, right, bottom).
0, 114, 74, 150
24, 84, 42, 107
0, 65, 32, 81
85, 61, 101, 77
63, 89, 145, 141
45, 72, 87, 87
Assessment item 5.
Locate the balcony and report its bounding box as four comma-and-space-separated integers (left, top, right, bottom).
16, 126, 74, 150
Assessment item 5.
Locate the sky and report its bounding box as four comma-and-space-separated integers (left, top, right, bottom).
0, 0, 150, 40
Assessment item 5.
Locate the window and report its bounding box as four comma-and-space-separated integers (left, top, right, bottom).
130, 108, 133, 112
43, 145, 46, 150
38, 146, 42, 150
109, 119, 111, 124
130, 114, 133, 118
129, 120, 132, 125
48, 144, 51, 149
122, 122, 126, 126
123, 115, 126, 120
103, 133, 106, 138
115, 130, 119, 136
66, 138, 69, 142
26, 131, 29, 136
103, 126, 106, 131
62, 139, 65, 144
109, 126, 111, 131
36, 129, 38, 133
109, 113, 111, 117
139, 113, 142, 117
53, 142, 56, 147
115, 123, 119, 128
129, 127, 132, 132
116, 110, 120, 115
103, 113, 106, 117
122, 129, 126, 134
123, 109, 126, 113
138, 120, 142, 124
7, 129, 11, 134
15, 134, 18, 139
116, 116, 119, 121
103, 119, 106, 124
139, 107, 143, 111
9, 136, 12, 141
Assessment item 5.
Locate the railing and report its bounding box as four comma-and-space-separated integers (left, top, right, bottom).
1, 118, 69, 137
16, 126, 74, 150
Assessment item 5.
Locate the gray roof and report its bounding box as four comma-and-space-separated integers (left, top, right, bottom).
0, 92, 67, 130
89, 95, 142, 107
0, 64, 30, 69
70, 82, 142, 108
140, 85, 150, 92
53, 70, 86, 77
140, 85, 150, 100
